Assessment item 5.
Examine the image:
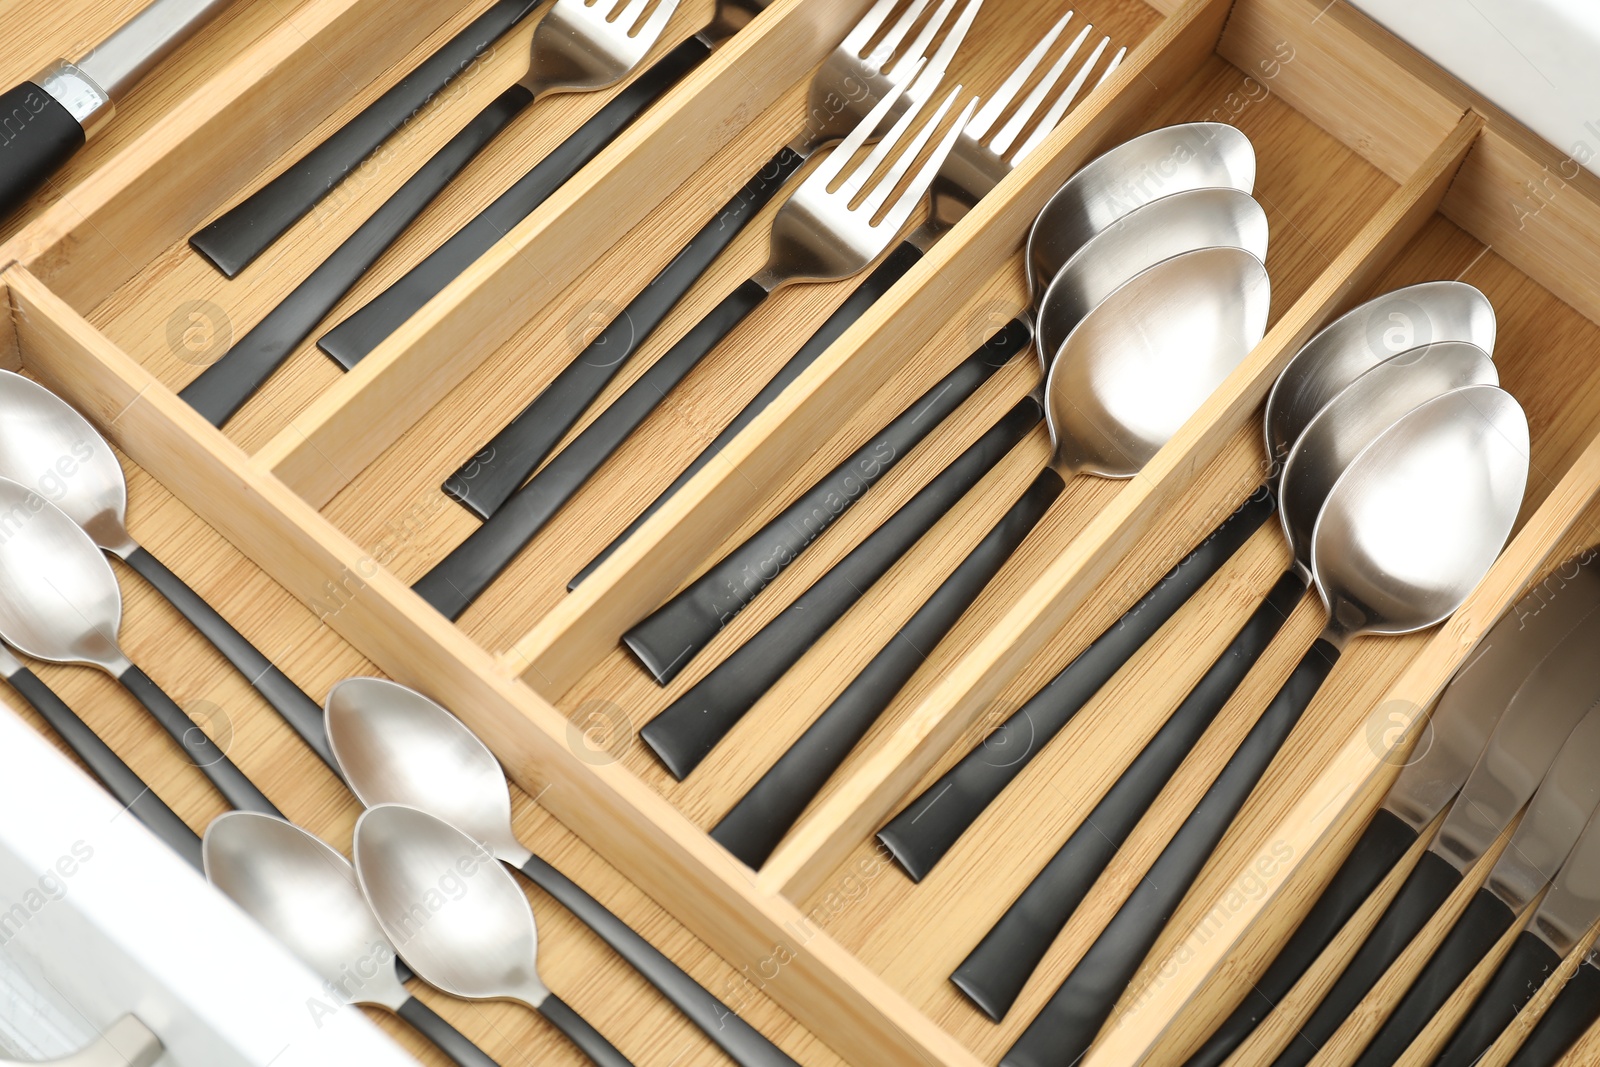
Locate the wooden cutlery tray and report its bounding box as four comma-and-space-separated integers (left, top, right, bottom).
6, 0, 1600, 1063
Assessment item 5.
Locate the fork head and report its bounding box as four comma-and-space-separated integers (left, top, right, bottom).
929, 10, 1124, 231
523, 0, 684, 95
758, 77, 977, 288
798, 0, 984, 157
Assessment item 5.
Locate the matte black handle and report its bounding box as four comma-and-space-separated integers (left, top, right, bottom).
180, 84, 536, 426
1273, 848, 1466, 1067
122, 546, 335, 770
571, 239, 938, 589
396, 995, 503, 1067
318, 35, 713, 367
538, 993, 634, 1067
1353, 888, 1519, 1066
1003, 637, 1342, 1067
879, 487, 1277, 884
414, 278, 769, 619
517, 855, 797, 1067
5, 665, 203, 870
189, 0, 545, 276
955, 566, 1310, 1022
444, 145, 809, 521
0, 81, 85, 220
1506, 959, 1600, 1067
117, 662, 283, 817
1431, 930, 1562, 1067
711, 468, 1067, 869
1182, 806, 1421, 1067
623, 318, 1027, 685
638, 396, 1045, 780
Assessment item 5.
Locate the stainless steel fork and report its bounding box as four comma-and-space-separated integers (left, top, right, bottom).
436, 0, 988, 522
178, 0, 686, 427
413, 77, 977, 620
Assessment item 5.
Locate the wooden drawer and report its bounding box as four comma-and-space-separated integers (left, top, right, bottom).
3, 0, 1600, 1063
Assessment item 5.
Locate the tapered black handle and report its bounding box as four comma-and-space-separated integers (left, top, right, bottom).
538, 993, 633, 1067
711, 468, 1067, 869
318, 36, 713, 367
396, 995, 503, 1067
1272, 848, 1465, 1067
0, 81, 84, 220
1353, 889, 1519, 1066
879, 487, 1277, 884
639, 396, 1044, 780
1182, 806, 1421, 1067
122, 546, 335, 770
180, 84, 536, 426
1506, 959, 1600, 1067
1432, 931, 1562, 1067
117, 662, 283, 817
414, 278, 769, 619
444, 146, 809, 521
1003, 638, 1342, 1067
190, 0, 545, 276
5, 665, 203, 870
623, 320, 1027, 685
572, 240, 938, 589
956, 567, 1309, 1022
517, 854, 797, 1067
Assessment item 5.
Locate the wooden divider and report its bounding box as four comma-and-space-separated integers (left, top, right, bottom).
503, 0, 1237, 698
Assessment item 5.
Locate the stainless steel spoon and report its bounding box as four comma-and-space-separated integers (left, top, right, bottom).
324, 676, 799, 1067
0, 369, 332, 765
0, 477, 275, 815
204, 812, 503, 1067
353, 804, 633, 1067
1004, 383, 1530, 1067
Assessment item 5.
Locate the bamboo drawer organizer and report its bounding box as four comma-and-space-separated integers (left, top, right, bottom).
4, 0, 1600, 1063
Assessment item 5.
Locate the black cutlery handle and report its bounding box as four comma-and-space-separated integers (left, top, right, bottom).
1003, 638, 1342, 1067
444, 145, 809, 521
414, 278, 769, 619
623, 318, 1027, 685
955, 567, 1309, 1022
122, 546, 335, 770
1273, 849, 1465, 1067
638, 396, 1044, 780
318, 35, 712, 367
0, 81, 84, 220
1506, 959, 1600, 1067
6, 664, 203, 870
538, 993, 633, 1067
1182, 806, 1421, 1067
1431, 931, 1562, 1067
572, 239, 936, 590
189, 0, 545, 277
180, 84, 535, 426
116, 662, 283, 818
518, 854, 797, 1067
879, 487, 1276, 884
396, 995, 504, 1067
711, 468, 1067, 869
1353, 888, 1519, 1066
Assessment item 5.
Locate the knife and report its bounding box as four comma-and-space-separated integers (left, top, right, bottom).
0, 0, 238, 219
1351, 698, 1600, 1065
1184, 551, 1600, 1066
1266, 596, 1600, 1067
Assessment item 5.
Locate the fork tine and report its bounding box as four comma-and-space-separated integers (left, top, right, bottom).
871, 90, 978, 230
634, 0, 679, 40
810, 64, 920, 189
869, 0, 935, 67
966, 10, 1072, 141
843, 0, 904, 52
839, 69, 940, 201
609, 0, 650, 25
860, 84, 964, 216
1012, 34, 1112, 164
887, 0, 956, 76
907, 0, 985, 89
990, 23, 1090, 154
